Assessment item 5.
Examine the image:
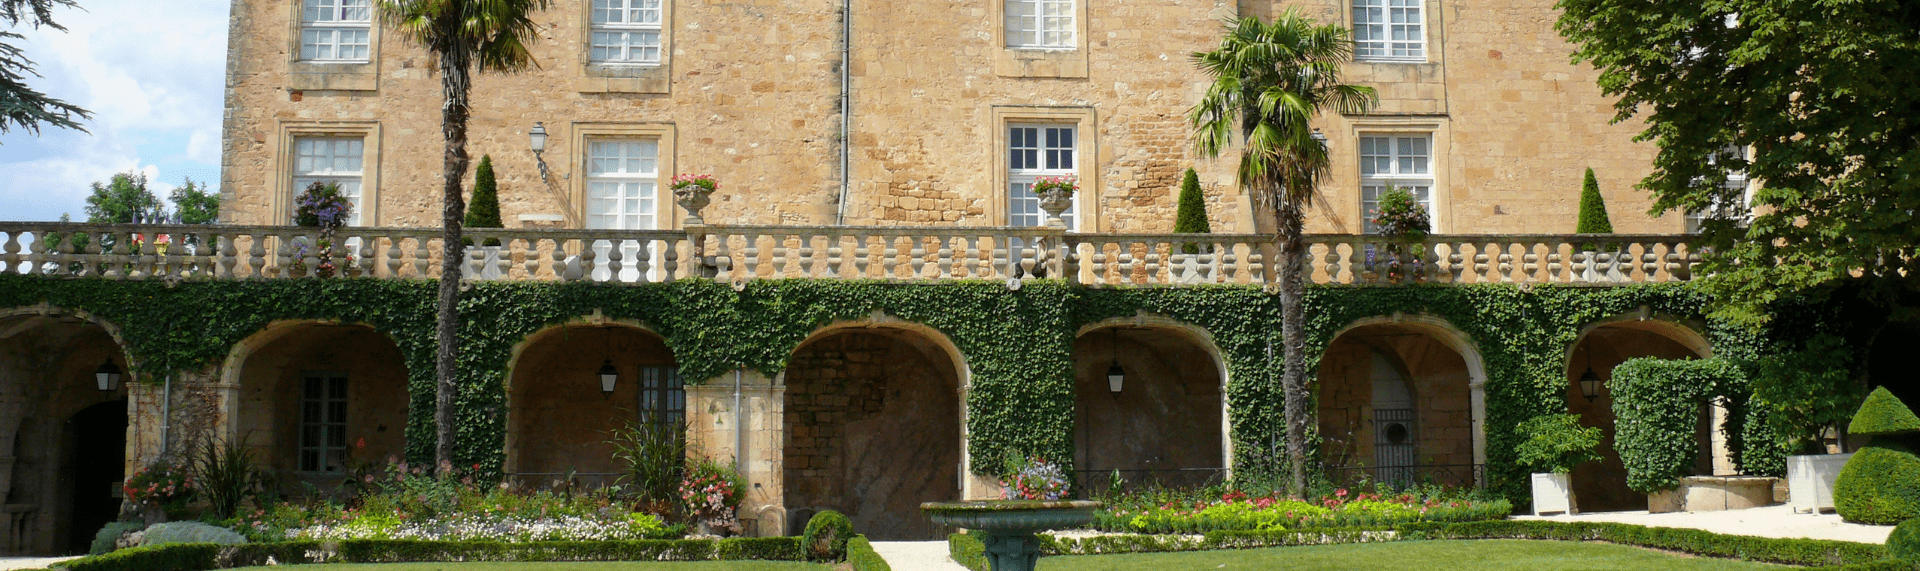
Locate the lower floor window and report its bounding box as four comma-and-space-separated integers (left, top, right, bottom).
639, 365, 684, 426
298, 371, 349, 472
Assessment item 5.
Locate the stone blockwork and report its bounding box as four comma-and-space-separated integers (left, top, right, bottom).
1316, 325, 1475, 485
0, 309, 135, 555
1072, 327, 1225, 490
230, 323, 410, 485
506, 325, 677, 480
220, 0, 1677, 236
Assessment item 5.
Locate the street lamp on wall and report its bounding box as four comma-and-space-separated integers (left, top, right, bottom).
95, 358, 122, 392
1579, 367, 1603, 402
597, 359, 619, 397
530, 122, 551, 184
1106, 329, 1125, 393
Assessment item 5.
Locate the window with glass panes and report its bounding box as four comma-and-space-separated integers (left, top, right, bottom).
1359, 135, 1433, 234
1005, 0, 1074, 48
638, 366, 684, 426
292, 137, 365, 226
585, 139, 659, 230
1353, 0, 1423, 60
1688, 146, 1750, 233
298, 371, 349, 473
590, 0, 662, 64
301, 0, 372, 62
1008, 124, 1076, 228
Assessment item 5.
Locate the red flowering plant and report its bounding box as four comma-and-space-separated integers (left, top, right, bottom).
124, 460, 195, 510
1001, 455, 1070, 501
669, 174, 719, 194
678, 455, 745, 535
1030, 175, 1078, 195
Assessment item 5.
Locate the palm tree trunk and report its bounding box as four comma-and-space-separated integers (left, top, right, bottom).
435, 41, 473, 471
1277, 197, 1309, 497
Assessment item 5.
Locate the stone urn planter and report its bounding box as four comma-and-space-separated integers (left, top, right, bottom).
1788, 453, 1852, 513
1036, 187, 1073, 229
922, 500, 1100, 571
673, 181, 716, 226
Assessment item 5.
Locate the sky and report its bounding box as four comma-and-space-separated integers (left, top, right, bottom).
0, 0, 229, 222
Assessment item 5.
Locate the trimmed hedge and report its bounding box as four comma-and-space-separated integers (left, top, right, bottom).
803, 509, 854, 561
1851, 387, 1920, 437
53, 537, 808, 571
1893, 519, 1920, 561
1610, 357, 1746, 493
1428, 520, 1887, 567
949, 532, 987, 571
1837, 441, 1920, 525
848, 535, 892, 571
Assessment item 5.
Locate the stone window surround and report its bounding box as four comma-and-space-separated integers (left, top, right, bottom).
286, 0, 381, 91
568, 123, 679, 229
576, 0, 673, 94
272, 121, 383, 227
1347, 118, 1448, 234
989, 0, 1088, 78
1343, 0, 1444, 65
990, 106, 1099, 231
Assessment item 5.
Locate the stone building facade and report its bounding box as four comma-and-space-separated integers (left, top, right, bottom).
218, 0, 1690, 235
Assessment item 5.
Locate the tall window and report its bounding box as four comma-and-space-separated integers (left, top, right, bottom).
298, 371, 349, 473
1005, 0, 1074, 49
1359, 135, 1433, 234
638, 366, 684, 426
1688, 146, 1751, 233
1353, 0, 1423, 61
1007, 124, 1076, 228
292, 137, 365, 226
301, 0, 372, 62
586, 139, 660, 230
590, 0, 663, 64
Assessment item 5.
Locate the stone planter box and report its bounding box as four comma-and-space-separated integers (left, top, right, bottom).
1787, 453, 1852, 514
1648, 476, 1780, 513
1531, 472, 1575, 516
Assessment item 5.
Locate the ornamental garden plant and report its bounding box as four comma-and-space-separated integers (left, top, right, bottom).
1834, 386, 1920, 525
1091, 484, 1509, 534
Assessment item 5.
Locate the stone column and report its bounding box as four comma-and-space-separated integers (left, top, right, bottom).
685, 370, 786, 537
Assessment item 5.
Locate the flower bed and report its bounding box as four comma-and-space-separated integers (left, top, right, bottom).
55, 537, 807, 571
1094, 489, 1511, 534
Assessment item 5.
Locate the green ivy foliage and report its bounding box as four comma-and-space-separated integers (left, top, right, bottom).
1609, 358, 1746, 493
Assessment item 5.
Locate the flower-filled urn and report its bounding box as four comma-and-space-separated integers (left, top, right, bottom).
671, 174, 718, 226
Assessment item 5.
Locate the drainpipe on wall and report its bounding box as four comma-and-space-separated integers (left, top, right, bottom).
834, 0, 853, 224
734, 369, 745, 477
160, 373, 171, 456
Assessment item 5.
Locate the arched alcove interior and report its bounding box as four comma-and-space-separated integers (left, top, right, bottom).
505, 324, 679, 486
1315, 321, 1477, 488
782, 326, 962, 541
232, 323, 409, 489
1072, 325, 1224, 492
0, 310, 131, 555
1868, 320, 1920, 408
1565, 317, 1712, 513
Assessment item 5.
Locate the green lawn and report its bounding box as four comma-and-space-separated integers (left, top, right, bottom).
228, 563, 829, 571
1042, 540, 1783, 571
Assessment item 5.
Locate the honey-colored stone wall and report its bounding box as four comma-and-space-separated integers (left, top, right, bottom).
506, 325, 677, 478
231, 324, 410, 481
1072, 328, 1224, 489
1316, 326, 1475, 485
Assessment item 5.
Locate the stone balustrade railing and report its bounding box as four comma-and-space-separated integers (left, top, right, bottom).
0, 222, 1699, 286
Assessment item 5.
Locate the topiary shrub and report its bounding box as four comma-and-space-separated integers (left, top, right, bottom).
1174, 167, 1210, 254
137, 521, 248, 547
1837, 388, 1920, 525
89, 521, 145, 555
465, 155, 503, 247
1576, 167, 1613, 235
802, 510, 854, 562
1610, 358, 1745, 493
1891, 518, 1920, 560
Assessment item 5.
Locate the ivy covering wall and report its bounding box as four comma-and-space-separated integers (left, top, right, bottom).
0, 274, 1768, 502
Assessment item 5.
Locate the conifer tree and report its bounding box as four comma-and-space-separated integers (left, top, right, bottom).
1577, 167, 1614, 234
1174, 168, 1210, 253
466, 155, 502, 246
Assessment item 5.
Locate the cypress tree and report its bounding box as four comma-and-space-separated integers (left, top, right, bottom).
1174, 168, 1210, 253
466, 155, 503, 246
1576, 167, 1614, 234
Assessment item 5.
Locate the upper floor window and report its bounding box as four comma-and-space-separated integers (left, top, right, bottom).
1688, 145, 1751, 233
1353, 0, 1423, 61
1007, 124, 1076, 228
1005, 0, 1074, 49
301, 0, 372, 62
586, 139, 660, 230
590, 0, 663, 65
1359, 134, 1433, 234
298, 371, 349, 473
292, 136, 366, 226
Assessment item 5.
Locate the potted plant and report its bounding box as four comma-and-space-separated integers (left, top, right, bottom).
123, 460, 195, 524
1031, 175, 1077, 229
1515, 413, 1603, 515
679, 454, 745, 536
671, 174, 719, 226
463, 155, 506, 279
292, 181, 353, 278
1368, 186, 1431, 281
1754, 335, 1862, 514
1574, 168, 1619, 281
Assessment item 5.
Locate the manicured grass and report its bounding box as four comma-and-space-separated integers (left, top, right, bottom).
228, 563, 829, 571
1042, 540, 1783, 570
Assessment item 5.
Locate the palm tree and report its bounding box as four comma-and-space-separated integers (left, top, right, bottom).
1190, 10, 1376, 496
377, 0, 549, 469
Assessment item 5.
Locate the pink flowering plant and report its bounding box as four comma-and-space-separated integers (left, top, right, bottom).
670, 174, 719, 193
124, 461, 195, 508
1001, 455, 1070, 501
1369, 186, 1431, 242
1030, 175, 1078, 195
678, 455, 745, 535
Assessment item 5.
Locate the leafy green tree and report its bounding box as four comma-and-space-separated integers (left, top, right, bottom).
465, 155, 502, 246
1, 0, 90, 138
1576, 168, 1613, 234
377, 0, 550, 468
83, 172, 163, 223
1190, 10, 1376, 495
1556, 0, 1920, 324
170, 178, 220, 225
1174, 168, 1210, 253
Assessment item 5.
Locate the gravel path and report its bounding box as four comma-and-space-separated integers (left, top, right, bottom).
1514, 504, 1893, 544
0, 556, 74, 571
871, 540, 970, 571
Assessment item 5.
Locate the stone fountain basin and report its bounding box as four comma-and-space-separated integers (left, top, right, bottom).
921, 500, 1102, 532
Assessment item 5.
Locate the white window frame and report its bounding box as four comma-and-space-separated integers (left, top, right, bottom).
1007, 123, 1079, 230
1359, 134, 1435, 234
1005, 0, 1075, 49
583, 137, 662, 282
1688, 146, 1753, 233
300, 0, 373, 63
1353, 0, 1425, 62
297, 371, 349, 473
589, 0, 663, 65
291, 136, 367, 227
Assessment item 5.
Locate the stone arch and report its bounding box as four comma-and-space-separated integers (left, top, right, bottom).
1073, 313, 1229, 490
1317, 314, 1488, 487
221, 320, 411, 488
502, 318, 679, 485
1563, 310, 1715, 512
781, 313, 968, 540
0, 305, 135, 555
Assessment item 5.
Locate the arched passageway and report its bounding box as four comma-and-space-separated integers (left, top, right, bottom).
1867, 321, 1920, 410
0, 309, 131, 555
506, 324, 681, 486
782, 326, 962, 541
1316, 319, 1481, 488
1072, 323, 1225, 492
230, 323, 410, 490
1565, 317, 1713, 512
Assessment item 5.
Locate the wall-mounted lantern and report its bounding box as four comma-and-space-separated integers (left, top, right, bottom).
95, 358, 122, 392
1579, 367, 1603, 402
530, 122, 551, 184
1106, 329, 1125, 393
597, 359, 619, 396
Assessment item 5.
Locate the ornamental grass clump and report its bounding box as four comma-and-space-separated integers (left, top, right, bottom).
1834, 387, 1920, 525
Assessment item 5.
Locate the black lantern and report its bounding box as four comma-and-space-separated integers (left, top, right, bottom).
597, 359, 619, 396
1579, 367, 1603, 402
95, 358, 122, 392
1106, 329, 1125, 393
530, 122, 551, 183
